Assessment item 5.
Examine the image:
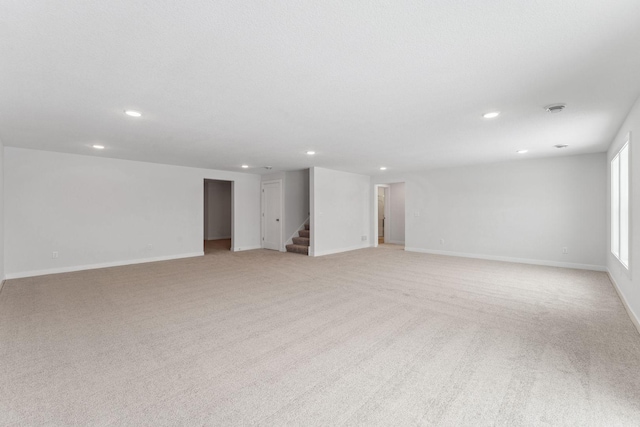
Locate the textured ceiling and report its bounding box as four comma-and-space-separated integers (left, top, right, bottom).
1, 1, 639, 175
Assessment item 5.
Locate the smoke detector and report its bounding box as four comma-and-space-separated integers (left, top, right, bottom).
545, 104, 566, 113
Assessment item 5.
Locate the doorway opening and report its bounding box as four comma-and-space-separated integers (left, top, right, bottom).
378, 186, 387, 244
374, 182, 405, 249
204, 179, 232, 254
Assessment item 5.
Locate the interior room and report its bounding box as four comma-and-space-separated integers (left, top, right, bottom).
1, 1, 640, 425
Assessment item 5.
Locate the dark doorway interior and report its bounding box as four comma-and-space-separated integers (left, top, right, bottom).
204, 179, 232, 254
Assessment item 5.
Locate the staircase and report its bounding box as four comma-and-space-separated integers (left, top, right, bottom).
286, 223, 310, 255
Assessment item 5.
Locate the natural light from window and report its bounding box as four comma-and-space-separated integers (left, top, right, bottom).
611, 137, 629, 269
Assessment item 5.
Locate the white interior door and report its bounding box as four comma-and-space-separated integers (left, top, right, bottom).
262, 180, 282, 251
383, 187, 391, 243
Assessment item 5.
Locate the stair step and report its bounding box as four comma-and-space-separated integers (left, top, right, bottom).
286, 244, 309, 255
304, 223, 310, 230
292, 236, 310, 246
298, 229, 310, 238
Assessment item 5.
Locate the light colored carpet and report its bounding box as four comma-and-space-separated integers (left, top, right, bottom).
1, 246, 639, 426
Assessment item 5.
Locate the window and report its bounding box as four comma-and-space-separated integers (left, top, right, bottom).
611, 135, 630, 269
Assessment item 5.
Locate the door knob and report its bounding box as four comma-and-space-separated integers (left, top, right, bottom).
276, 219, 280, 221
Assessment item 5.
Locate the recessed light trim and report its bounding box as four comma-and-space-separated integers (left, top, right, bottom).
483, 111, 500, 119
124, 110, 142, 117
92, 144, 105, 150
306, 151, 316, 155
241, 165, 249, 168
516, 149, 528, 154
380, 167, 387, 170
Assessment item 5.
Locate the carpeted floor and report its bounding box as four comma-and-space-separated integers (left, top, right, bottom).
1, 246, 639, 426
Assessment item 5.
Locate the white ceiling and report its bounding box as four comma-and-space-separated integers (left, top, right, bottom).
1, 1, 639, 175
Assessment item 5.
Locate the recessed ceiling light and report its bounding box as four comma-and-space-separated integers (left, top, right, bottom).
380, 167, 387, 170
124, 110, 142, 117
516, 149, 528, 154
92, 144, 105, 150
545, 104, 566, 113
483, 111, 500, 119
554, 144, 569, 149
306, 151, 316, 155
241, 165, 249, 168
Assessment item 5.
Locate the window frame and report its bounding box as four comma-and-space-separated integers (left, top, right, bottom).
611, 133, 631, 270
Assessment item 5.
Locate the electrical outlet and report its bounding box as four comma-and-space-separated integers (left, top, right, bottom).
440, 239, 444, 245
362, 235, 367, 241
52, 251, 59, 259
562, 247, 568, 254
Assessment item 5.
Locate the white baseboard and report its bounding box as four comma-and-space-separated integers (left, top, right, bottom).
205, 235, 231, 241
607, 269, 640, 336
404, 247, 606, 272
5, 252, 205, 280
232, 245, 262, 252
313, 244, 370, 257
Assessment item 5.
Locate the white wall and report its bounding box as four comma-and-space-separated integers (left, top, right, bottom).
373, 153, 606, 270
261, 171, 286, 183
607, 96, 640, 331
0, 140, 4, 283
310, 167, 370, 256
389, 182, 405, 244
5, 148, 261, 278
204, 180, 232, 240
